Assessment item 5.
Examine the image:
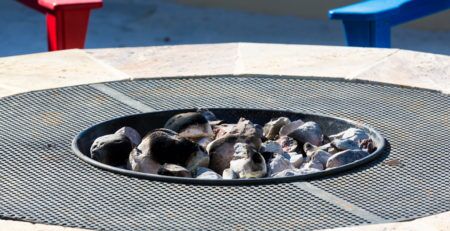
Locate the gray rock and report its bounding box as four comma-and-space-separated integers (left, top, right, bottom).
330, 128, 369, 142
288, 153, 305, 168
164, 112, 214, 141
287, 121, 323, 146
128, 147, 161, 174
360, 138, 376, 153
298, 167, 322, 174
222, 168, 238, 179
326, 150, 369, 169
304, 142, 329, 158
303, 158, 325, 170
197, 108, 217, 121
268, 153, 293, 176
276, 136, 300, 153
279, 119, 304, 137
128, 129, 199, 173
213, 123, 235, 140
207, 132, 262, 174
230, 143, 267, 179
157, 164, 192, 177
261, 140, 284, 155
213, 118, 263, 149
185, 147, 210, 171
90, 133, 132, 166
197, 137, 213, 149
331, 138, 360, 152
312, 150, 332, 167
302, 143, 331, 170
115, 126, 141, 147
263, 117, 290, 140
228, 118, 263, 148
195, 167, 222, 179
272, 168, 321, 178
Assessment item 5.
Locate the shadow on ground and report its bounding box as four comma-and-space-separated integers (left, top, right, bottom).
0, 0, 449, 57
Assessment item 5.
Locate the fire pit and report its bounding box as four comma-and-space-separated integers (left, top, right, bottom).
1, 76, 449, 230
73, 108, 385, 185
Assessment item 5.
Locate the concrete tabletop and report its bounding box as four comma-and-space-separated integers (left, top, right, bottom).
0, 43, 449, 231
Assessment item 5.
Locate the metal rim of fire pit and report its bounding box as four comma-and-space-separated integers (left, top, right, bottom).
72, 108, 386, 185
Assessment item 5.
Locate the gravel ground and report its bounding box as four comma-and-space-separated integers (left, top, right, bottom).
0, 0, 449, 57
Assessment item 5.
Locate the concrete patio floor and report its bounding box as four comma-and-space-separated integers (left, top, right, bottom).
1, 0, 450, 57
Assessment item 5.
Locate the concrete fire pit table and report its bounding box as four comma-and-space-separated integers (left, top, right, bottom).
0, 43, 449, 231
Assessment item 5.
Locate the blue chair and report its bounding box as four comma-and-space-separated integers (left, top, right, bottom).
329, 0, 450, 47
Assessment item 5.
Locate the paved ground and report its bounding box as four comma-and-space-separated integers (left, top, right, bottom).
1, 0, 449, 57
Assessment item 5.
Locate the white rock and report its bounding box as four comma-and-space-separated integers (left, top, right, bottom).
230, 143, 267, 179
288, 153, 304, 168
195, 167, 222, 179
222, 168, 238, 179
268, 154, 293, 176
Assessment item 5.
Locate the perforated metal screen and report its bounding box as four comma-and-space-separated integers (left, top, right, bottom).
0, 76, 449, 230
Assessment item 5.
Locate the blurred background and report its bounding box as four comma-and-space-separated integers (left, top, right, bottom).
1, 0, 449, 57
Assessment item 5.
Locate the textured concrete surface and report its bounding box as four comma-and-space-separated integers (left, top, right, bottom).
323, 211, 450, 231
0, 49, 129, 96
0, 43, 449, 230
87, 43, 450, 94
1, 0, 450, 58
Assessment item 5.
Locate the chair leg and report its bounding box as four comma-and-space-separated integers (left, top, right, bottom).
46, 9, 92, 51
342, 20, 391, 48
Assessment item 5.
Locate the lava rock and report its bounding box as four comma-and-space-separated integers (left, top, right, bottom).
115, 126, 141, 147
326, 149, 369, 169
164, 112, 213, 141
194, 167, 222, 179
158, 164, 192, 177
90, 133, 132, 166
263, 117, 290, 140
267, 154, 293, 176
229, 143, 267, 179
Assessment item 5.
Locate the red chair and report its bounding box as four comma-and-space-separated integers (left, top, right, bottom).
17, 0, 103, 51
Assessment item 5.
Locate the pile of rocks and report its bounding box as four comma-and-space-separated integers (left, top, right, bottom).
90, 110, 376, 180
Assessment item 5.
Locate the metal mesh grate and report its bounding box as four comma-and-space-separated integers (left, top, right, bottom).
106, 76, 450, 221
0, 76, 449, 230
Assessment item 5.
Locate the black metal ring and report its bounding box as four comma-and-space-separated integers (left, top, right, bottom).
72, 108, 386, 185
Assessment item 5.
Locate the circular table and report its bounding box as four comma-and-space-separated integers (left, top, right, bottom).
1, 75, 449, 230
